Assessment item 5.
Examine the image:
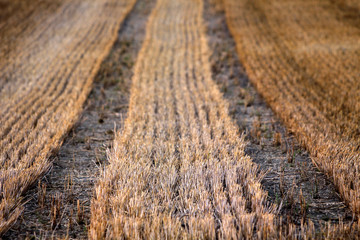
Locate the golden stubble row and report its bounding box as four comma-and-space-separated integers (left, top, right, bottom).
89, 0, 278, 239
0, 0, 136, 235
223, 0, 360, 216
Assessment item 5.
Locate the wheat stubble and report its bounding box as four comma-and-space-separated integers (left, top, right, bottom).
90, 0, 277, 238
0, 0, 136, 234
223, 0, 360, 217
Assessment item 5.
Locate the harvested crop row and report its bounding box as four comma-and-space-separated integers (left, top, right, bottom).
0, 0, 136, 235
223, 0, 360, 215
90, 0, 278, 238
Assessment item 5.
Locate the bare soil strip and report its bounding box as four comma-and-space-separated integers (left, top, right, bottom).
90, 0, 279, 238
0, 0, 135, 235
223, 0, 360, 218
204, 0, 353, 230
3, 0, 155, 239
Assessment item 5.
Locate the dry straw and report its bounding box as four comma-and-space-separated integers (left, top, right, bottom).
90, 0, 278, 238
0, 0, 136, 234
223, 0, 360, 217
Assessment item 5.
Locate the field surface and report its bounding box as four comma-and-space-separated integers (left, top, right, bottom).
0, 0, 359, 239
0, 0, 135, 234
223, 0, 360, 216
90, 0, 277, 238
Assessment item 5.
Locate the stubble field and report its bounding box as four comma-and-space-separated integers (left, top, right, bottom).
0, 0, 359, 239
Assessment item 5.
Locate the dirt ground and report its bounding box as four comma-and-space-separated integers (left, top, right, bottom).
204, 0, 353, 229
3, 0, 355, 238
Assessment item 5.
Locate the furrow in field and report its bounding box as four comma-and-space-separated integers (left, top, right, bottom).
90, 0, 277, 238
223, 0, 360, 216
0, 0, 136, 235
